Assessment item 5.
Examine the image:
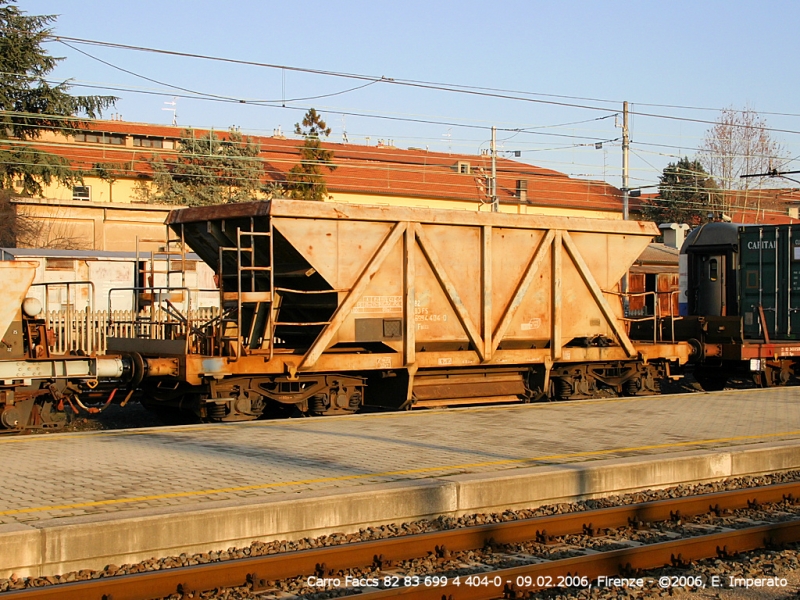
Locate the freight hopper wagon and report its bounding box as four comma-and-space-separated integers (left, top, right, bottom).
679, 222, 800, 390
113, 200, 692, 421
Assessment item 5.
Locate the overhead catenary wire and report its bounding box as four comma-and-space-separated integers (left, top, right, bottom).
47, 36, 800, 138
7, 33, 800, 214
16, 49, 799, 185
2, 134, 792, 219
0, 117, 788, 193
1, 109, 790, 196
57, 40, 383, 105
24, 31, 800, 207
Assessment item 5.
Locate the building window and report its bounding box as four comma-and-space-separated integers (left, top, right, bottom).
73, 132, 125, 145
456, 161, 471, 174
516, 179, 528, 202
133, 137, 164, 148
74, 133, 99, 143
73, 186, 91, 201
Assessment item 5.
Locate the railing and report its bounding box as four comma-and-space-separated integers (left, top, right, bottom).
46, 307, 219, 355
610, 289, 683, 344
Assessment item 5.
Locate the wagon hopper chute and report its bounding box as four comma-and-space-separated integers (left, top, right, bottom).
118, 200, 692, 421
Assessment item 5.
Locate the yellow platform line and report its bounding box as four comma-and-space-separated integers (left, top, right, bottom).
2, 429, 800, 517
0, 391, 755, 445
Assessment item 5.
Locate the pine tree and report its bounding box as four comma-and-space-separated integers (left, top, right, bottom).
0, 0, 115, 196
285, 108, 336, 201
146, 129, 266, 206
642, 158, 719, 226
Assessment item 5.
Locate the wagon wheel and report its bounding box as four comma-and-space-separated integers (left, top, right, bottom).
753, 362, 794, 388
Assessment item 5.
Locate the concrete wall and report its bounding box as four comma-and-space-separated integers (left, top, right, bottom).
13, 199, 174, 252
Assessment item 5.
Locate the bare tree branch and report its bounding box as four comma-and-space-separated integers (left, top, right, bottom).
699, 106, 788, 216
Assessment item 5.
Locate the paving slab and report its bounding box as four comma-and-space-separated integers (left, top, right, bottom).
2, 388, 800, 577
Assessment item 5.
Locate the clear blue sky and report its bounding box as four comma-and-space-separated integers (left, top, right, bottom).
24, 0, 800, 191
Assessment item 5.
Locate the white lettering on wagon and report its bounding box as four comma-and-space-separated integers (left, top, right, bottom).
353, 296, 402, 314
747, 240, 776, 249
415, 306, 448, 323
520, 318, 542, 331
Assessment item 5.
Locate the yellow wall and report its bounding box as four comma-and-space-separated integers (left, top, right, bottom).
29, 179, 621, 220
28, 129, 622, 220
30, 175, 146, 205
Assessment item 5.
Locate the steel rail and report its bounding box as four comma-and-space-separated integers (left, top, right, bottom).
4, 481, 800, 600
364, 520, 800, 600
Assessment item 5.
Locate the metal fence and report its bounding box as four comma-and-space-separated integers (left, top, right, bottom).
47, 307, 219, 355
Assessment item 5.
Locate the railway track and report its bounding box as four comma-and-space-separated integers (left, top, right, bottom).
5, 481, 800, 600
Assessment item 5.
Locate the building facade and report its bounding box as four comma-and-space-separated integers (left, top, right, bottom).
9, 119, 629, 251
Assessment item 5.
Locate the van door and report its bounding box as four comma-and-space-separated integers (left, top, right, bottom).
695, 254, 726, 316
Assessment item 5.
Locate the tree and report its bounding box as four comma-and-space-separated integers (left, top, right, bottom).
285, 108, 336, 201
144, 129, 266, 206
641, 158, 719, 226
0, 188, 28, 246
0, 0, 115, 196
699, 106, 787, 216
0, 1, 115, 246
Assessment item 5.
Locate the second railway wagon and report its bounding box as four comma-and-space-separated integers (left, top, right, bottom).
109, 200, 691, 421
678, 222, 800, 389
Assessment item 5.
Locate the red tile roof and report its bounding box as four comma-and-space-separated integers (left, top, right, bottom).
24, 119, 625, 213
632, 190, 800, 225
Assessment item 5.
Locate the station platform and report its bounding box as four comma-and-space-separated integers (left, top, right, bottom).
3, 387, 800, 578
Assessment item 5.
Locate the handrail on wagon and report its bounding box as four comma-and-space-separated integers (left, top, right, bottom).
31, 281, 95, 353
106, 285, 193, 354
274, 287, 348, 294
605, 289, 683, 344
